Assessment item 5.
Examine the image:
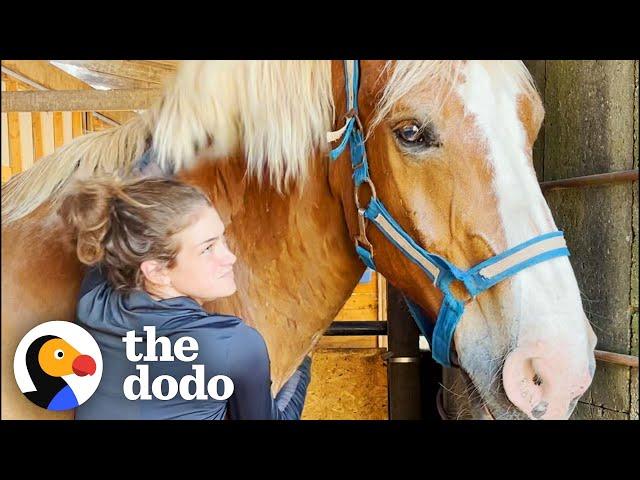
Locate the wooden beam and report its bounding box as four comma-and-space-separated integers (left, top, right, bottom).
2, 89, 161, 112
5, 78, 22, 174
18, 112, 33, 170
40, 111, 55, 156
31, 112, 44, 161
1, 114, 9, 167
51, 61, 159, 90
146, 60, 179, 69
53, 112, 64, 148
71, 111, 83, 138
53, 60, 175, 84
2, 165, 11, 183
62, 112, 73, 145
86, 111, 94, 132
91, 117, 113, 132
1, 79, 9, 167
1, 61, 138, 124
7, 110, 22, 174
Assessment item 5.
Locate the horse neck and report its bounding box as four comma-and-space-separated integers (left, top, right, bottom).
178, 153, 365, 390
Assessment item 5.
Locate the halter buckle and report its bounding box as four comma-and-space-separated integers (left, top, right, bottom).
345, 108, 364, 131
355, 208, 373, 251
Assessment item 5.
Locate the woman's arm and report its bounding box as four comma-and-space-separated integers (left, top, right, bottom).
226, 327, 312, 420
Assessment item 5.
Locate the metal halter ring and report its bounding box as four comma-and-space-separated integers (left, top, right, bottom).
354, 178, 378, 211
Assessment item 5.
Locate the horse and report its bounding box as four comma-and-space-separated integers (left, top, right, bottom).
1, 60, 598, 420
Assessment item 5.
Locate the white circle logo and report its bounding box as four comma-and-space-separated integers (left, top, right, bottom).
14, 321, 103, 411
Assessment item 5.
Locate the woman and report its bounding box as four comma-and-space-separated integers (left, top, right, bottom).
59, 175, 311, 420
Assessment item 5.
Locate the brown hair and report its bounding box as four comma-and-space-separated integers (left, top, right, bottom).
58, 176, 212, 292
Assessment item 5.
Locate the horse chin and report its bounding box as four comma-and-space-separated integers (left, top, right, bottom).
457, 368, 530, 420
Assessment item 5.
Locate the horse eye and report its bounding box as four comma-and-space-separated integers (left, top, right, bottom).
397, 124, 423, 143
394, 121, 441, 151
54, 349, 64, 360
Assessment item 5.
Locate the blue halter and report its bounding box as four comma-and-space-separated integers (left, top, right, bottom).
328, 60, 570, 367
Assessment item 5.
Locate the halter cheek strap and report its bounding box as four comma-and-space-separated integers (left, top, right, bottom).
327, 60, 570, 367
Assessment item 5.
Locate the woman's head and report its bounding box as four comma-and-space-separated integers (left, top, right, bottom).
58, 176, 237, 304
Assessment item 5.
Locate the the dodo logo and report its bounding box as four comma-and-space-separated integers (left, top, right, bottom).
14, 321, 103, 411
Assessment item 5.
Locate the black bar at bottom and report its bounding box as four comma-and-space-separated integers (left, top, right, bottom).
325, 321, 388, 336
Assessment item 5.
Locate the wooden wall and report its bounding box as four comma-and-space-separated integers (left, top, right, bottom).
1, 75, 112, 185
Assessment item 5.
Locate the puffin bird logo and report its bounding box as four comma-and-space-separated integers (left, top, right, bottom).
24, 335, 97, 410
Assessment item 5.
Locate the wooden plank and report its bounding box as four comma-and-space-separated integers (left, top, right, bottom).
1, 112, 9, 167
322, 270, 380, 348
353, 279, 377, 295
334, 307, 378, 321
53, 112, 64, 148
51, 61, 158, 90
1, 60, 137, 124
317, 335, 377, 348
12, 74, 34, 169
40, 111, 55, 156
54, 60, 175, 84
62, 112, 73, 145
1, 87, 9, 166
7, 111, 22, 174
337, 292, 377, 311
1, 60, 88, 89
91, 116, 112, 132
86, 112, 94, 132
0, 73, 34, 92
146, 60, 179, 69
71, 111, 83, 137
6, 79, 22, 175
31, 112, 44, 161
2, 89, 161, 112
2, 165, 12, 183
18, 112, 33, 170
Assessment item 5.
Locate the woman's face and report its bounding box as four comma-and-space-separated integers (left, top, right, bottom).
167, 205, 237, 304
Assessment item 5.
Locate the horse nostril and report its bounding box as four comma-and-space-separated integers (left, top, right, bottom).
532, 373, 543, 386
531, 401, 548, 419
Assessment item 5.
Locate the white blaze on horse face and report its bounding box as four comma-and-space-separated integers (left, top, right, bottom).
456, 62, 594, 377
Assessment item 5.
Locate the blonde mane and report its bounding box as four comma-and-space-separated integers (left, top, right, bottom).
1, 60, 538, 227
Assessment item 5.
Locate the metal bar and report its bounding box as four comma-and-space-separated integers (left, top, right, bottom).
594, 349, 638, 368
540, 169, 638, 191
325, 321, 387, 336
386, 284, 422, 419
